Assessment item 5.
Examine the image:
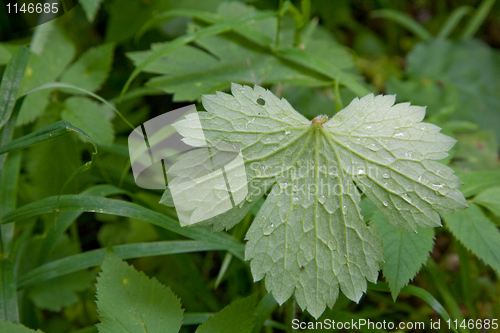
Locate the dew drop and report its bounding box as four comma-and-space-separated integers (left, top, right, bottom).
355, 138, 361, 144
382, 201, 389, 207
292, 197, 299, 204
394, 132, 404, 137
417, 175, 422, 182
318, 195, 326, 204
357, 168, 365, 175
246, 196, 253, 203
382, 173, 390, 179
263, 224, 275, 235
285, 128, 291, 135
431, 183, 444, 190
364, 125, 372, 129
342, 205, 347, 212
402, 193, 412, 204
293, 184, 298, 191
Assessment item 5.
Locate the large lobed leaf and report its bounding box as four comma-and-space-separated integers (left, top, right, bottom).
164, 83, 467, 318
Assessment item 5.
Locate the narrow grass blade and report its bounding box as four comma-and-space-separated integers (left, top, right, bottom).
0, 151, 21, 253
425, 259, 468, 333
22, 82, 136, 132
121, 10, 275, 97
36, 185, 128, 266
368, 282, 458, 333
371, 9, 433, 41
437, 6, 471, 39
214, 253, 232, 288
402, 285, 459, 333
0, 46, 30, 130
0, 259, 18, 323
0, 104, 22, 254
462, 0, 497, 38
18, 240, 225, 288
455, 240, 477, 319
1, 195, 245, 260
0, 121, 96, 156
252, 293, 278, 333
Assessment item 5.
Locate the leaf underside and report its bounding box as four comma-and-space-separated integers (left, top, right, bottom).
163, 83, 467, 318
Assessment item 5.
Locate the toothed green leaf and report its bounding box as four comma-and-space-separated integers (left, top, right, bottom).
0, 319, 43, 333
163, 83, 467, 318
196, 294, 257, 333
371, 208, 435, 300
96, 252, 183, 333
444, 204, 500, 275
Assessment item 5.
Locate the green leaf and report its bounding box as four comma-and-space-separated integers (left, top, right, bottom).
0, 44, 20, 66
121, 7, 275, 96
96, 252, 184, 333
474, 187, 500, 216
0, 46, 30, 129
127, 3, 356, 101
165, 84, 466, 318
387, 39, 500, 140
456, 170, 500, 198
196, 294, 257, 333
444, 204, 500, 274
28, 271, 94, 312
0, 319, 43, 333
371, 209, 435, 300
17, 24, 75, 125
80, 0, 104, 22
453, 130, 500, 171
61, 97, 115, 147
60, 44, 114, 92
105, 0, 220, 43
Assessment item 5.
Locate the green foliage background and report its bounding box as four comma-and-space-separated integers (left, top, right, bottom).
0, 0, 499, 332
